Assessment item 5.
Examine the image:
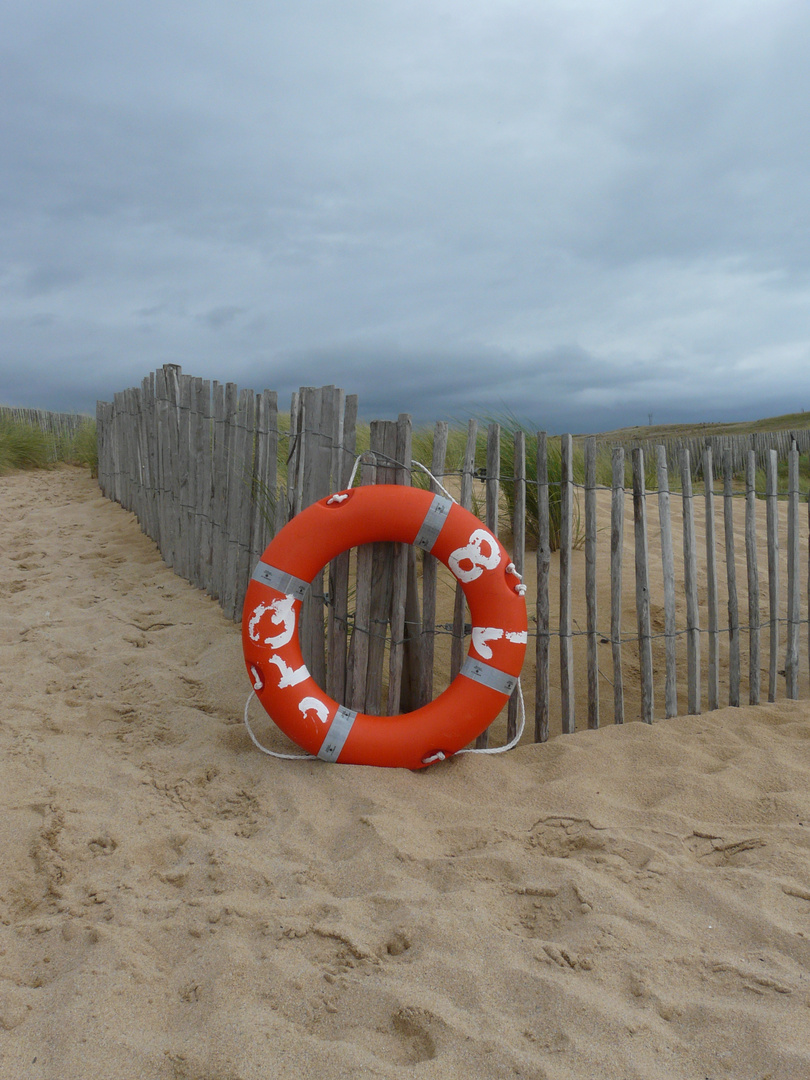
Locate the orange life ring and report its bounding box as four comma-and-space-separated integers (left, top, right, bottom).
242, 485, 527, 768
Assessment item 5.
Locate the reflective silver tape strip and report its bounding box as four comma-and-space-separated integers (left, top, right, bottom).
251, 562, 310, 601
460, 657, 519, 697
317, 705, 358, 762
414, 494, 453, 553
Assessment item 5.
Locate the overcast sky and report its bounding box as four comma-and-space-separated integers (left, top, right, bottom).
2, 1, 810, 433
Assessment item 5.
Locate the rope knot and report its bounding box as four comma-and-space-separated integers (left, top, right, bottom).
505, 562, 526, 595
422, 750, 447, 765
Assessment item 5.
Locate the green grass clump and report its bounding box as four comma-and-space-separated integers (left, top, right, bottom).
752, 455, 810, 499
59, 420, 99, 476
594, 444, 675, 493
475, 413, 585, 552
0, 417, 52, 473
0, 413, 98, 476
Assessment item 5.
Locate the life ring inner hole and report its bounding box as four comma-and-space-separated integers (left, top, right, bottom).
302, 542, 478, 718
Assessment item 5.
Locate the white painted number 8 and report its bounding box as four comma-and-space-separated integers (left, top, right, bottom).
448, 528, 501, 583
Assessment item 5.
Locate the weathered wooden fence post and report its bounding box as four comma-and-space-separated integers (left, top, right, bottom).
722, 449, 741, 707
507, 430, 526, 742
632, 448, 653, 723
681, 448, 701, 714
475, 423, 501, 749
656, 445, 678, 718
611, 447, 625, 725
585, 436, 599, 730
704, 446, 720, 712
746, 450, 761, 705
535, 432, 551, 742
786, 443, 800, 699
419, 421, 449, 708
451, 420, 478, 682
386, 414, 414, 716
326, 393, 357, 706
559, 434, 575, 734
765, 449, 780, 702
348, 451, 377, 713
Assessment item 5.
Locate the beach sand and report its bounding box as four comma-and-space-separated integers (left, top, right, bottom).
2, 466, 810, 1079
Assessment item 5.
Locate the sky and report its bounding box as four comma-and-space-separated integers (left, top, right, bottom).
2, 0, 810, 434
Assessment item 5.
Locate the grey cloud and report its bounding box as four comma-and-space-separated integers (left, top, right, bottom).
3, 1, 810, 432
198, 306, 247, 330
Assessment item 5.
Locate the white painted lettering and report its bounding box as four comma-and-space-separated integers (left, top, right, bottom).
298, 697, 330, 725
249, 595, 297, 649
267, 655, 309, 688
448, 528, 501, 583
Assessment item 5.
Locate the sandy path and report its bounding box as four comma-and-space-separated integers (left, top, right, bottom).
1, 466, 810, 1079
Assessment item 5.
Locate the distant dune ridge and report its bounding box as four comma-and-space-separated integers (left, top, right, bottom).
1, 465, 810, 1079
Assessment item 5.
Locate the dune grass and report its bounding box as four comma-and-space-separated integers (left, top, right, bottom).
0, 415, 98, 476
0, 417, 53, 473
59, 419, 99, 476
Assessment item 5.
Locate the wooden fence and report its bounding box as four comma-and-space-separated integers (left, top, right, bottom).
601, 427, 810, 481
0, 406, 90, 459
97, 364, 810, 745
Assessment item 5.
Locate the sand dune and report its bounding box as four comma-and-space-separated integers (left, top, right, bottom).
2, 466, 809, 1079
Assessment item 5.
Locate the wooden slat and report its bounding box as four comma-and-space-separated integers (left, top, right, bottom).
475, 421, 501, 750
193, 379, 213, 594
143, 373, 159, 546
326, 393, 356, 704
745, 450, 761, 705
535, 432, 551, 742
611, 448, 625, 725
296, 388, 325, 679
153, 369, 168, 563
287, 390, 303, 519
451, 420, 478, 682
401, 538, 422, 714
507, 429, 526, 742
765, 449, 779, 702
560, 434, 574, 734
220, 383, 243, 618
348, 451, 377, 712
209, 382, 227, 601
177, 374, 193, 583
387, 414, 413, 715
681, 448, 701, 715
158, 368, 174, 563
632, 448, 653, 724
656, 445, 678, 718
486, 423, 500, 535
233, 388, 256, 621
248, 388, 278, 572
704, 447, 719, 711
165, 365, 183, 573
419, 421, 449, 707
365, 421, 398, 714
585, 436, 599, 729
722, 450, 741, 707
786, 444, 800, 698
184, 377, 201, 587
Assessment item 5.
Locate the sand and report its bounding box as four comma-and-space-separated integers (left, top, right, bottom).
2, 465, 810, 1080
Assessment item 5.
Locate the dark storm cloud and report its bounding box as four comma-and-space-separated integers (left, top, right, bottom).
2, 1, 810, 430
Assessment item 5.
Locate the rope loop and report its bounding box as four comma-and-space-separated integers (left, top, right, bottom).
245, 679, 525, 767
452, 679, 526, 760
243, 691, 316, 761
